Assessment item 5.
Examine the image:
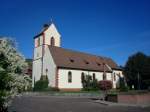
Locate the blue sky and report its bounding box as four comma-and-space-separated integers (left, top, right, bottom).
0, 0, 150, 66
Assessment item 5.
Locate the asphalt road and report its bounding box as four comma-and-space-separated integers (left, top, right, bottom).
9, 95, 150, 112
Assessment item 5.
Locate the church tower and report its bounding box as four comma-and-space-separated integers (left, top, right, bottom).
32, 22, 61, 87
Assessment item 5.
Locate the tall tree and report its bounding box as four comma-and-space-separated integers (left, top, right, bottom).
124, 52, 150, 90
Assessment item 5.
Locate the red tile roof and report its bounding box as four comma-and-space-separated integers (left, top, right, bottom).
49, 46, 120, 72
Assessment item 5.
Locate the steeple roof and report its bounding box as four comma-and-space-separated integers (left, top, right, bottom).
34, 22, 54, 39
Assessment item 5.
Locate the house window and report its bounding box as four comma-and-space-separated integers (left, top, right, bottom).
93, 73, 96, 80
68, 71, 72, 83
38, 38, 40, 46
45, 68, 48, 75
51, 37, 55, 46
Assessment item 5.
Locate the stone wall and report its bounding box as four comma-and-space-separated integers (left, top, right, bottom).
107, 93, 150, 105
118, 93, 150, 104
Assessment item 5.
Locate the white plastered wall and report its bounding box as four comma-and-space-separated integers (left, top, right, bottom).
58, 68, 113, 89
32, 35, 43, 87
32, 59, 42, 87
33, 46, 42, 59
43, 46, 57, 87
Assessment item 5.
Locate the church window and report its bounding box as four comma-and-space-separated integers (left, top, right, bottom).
93, 73, 96, 80
46, 68, 48, 75
114, 73, 116, 81
103, 73, 106, 80
68, 71, 72, 83
38, 38, 40, 46
81, 72, 85, 82
51, 37, 55, 46
118, 73, 121, 77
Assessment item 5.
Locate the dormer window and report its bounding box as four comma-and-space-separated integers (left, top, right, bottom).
70, 59, 74, 63
84, 60, 89, 64
51, 37, 55, 46
96, 62, 101, 66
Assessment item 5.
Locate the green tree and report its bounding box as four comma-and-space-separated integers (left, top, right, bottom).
124, 52, 150, 90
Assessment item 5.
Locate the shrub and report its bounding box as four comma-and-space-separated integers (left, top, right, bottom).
81, 74, 99, 91
119, 77, 129, 92
33, 75, 49, 91
49, 87, 60, 91
91, 79, 99, 90
99, 80, 112, 91
44, 87, 60, 92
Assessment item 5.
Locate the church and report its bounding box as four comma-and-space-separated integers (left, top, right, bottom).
32, 22, 123, 91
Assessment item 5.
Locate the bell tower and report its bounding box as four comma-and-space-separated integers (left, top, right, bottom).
32, 22, 61, 87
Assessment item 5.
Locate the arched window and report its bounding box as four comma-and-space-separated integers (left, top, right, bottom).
68, 71, 72, 83
93, 73, 96, 80
81, 72, 85, 83
38, 38, 40, 46
51, 37, 55, 46
45, 68, 48, 75
103, 73, 106, 80
114, 73, 116, 81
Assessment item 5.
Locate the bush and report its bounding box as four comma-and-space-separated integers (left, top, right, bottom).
81, 75, 99, 91
91, 79, 99, 91
33, 75, 49, 91
44, 87, 60, 92
120, 86, 129, 92
99, 80, 112, 91
119, 77, 129, 92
